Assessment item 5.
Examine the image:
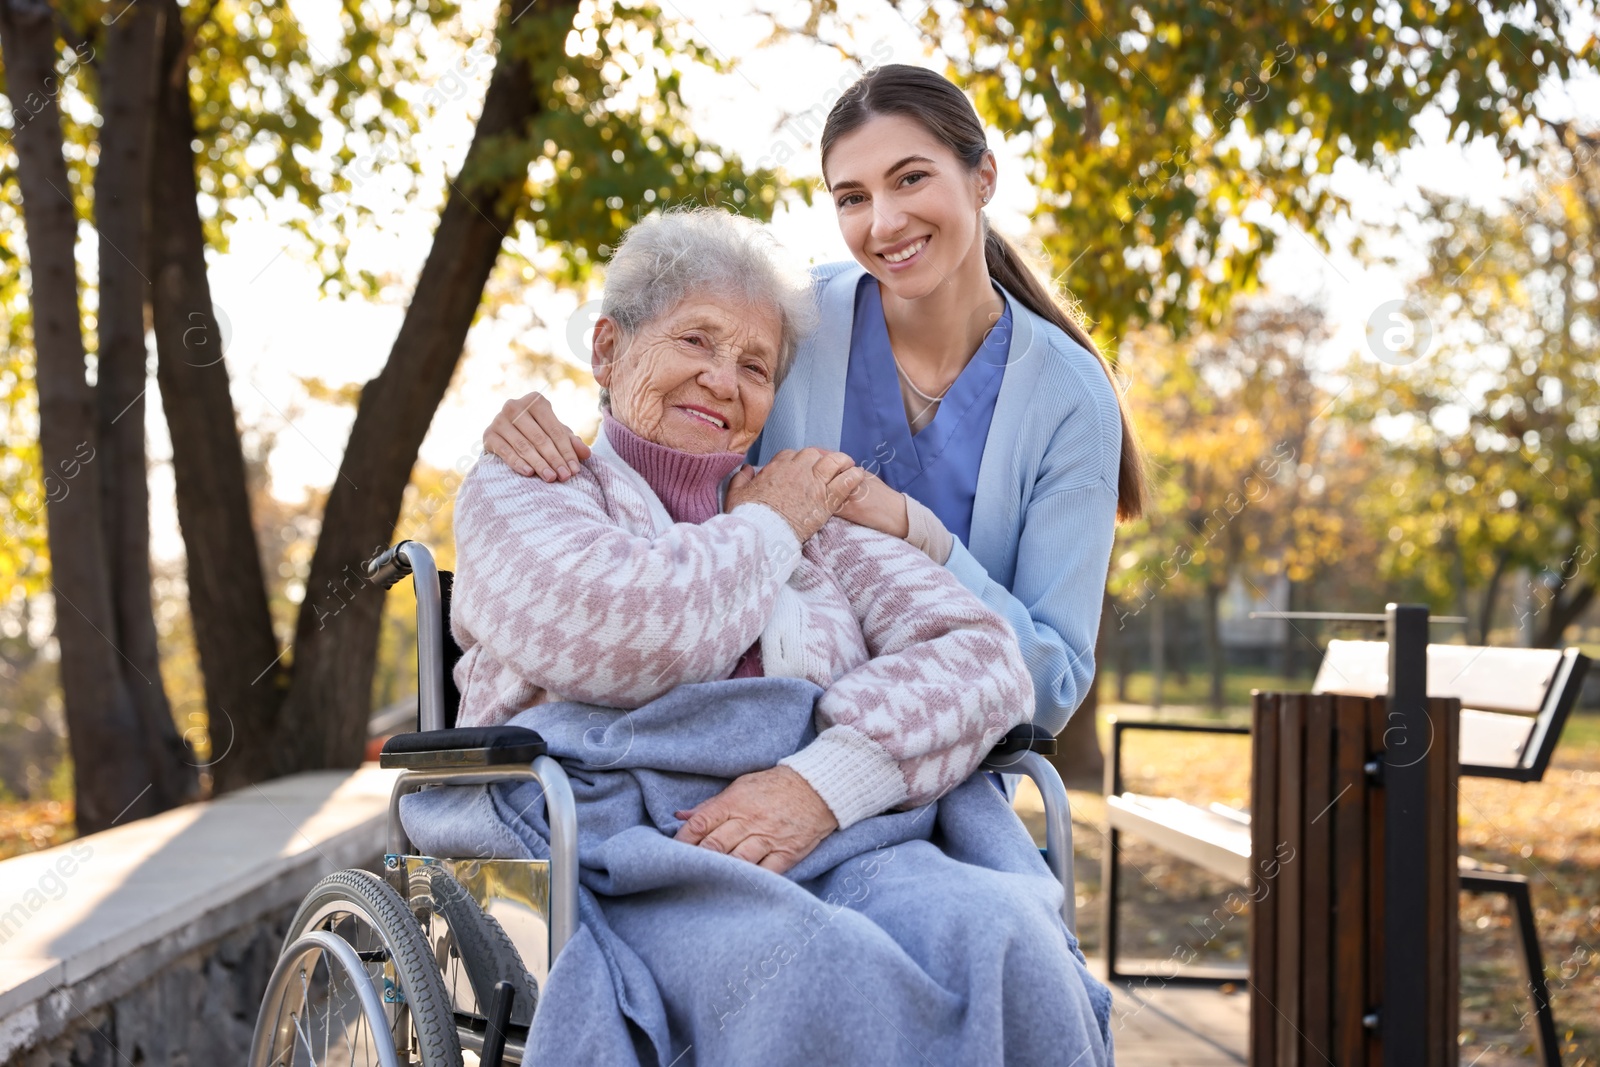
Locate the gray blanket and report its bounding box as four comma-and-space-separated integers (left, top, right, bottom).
400, 677, 1114, 1066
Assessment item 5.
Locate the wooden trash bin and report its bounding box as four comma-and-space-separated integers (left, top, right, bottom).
1249, 691, 1461, 1067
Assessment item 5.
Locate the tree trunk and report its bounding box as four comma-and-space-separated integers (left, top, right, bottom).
1478, 550, 1511, 645
1279, 577, 1297, 680
1537, 579, 1595, 648
1150, 595, 1165, 709
0, 0, 157, 831
1171, 599, 1189, 685
97, 0, 198, 807
1204, 581, 1225, 712
1447, 525, 1470, 626
1052, 592, 1112, 790
150, 0, 289, 791
1113, 599, 1130, 703
277, 0, 579, 774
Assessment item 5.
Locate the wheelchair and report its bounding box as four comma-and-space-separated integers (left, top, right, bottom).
249, 540, 1081, 1066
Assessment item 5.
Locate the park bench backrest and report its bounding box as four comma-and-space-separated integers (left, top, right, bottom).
1310, 640, 1589, 782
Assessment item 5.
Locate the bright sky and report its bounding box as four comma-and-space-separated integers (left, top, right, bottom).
141, 0, 1600, 561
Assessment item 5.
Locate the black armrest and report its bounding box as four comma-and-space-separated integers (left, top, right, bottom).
379, 726, 546, 771
978, 723, 1056, 771
991, 723, 1056, 756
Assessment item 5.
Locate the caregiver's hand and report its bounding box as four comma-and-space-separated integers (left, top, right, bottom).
483, 390, 590, 482
673, 766, 838, 874
725, 448, 867, 542
832, 468, 910, 539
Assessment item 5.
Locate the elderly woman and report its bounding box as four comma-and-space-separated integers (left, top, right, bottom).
437, 208, 1113, 1065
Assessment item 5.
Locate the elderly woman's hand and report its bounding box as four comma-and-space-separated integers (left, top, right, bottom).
725, 448, 868, 542
673, 766, 838, 874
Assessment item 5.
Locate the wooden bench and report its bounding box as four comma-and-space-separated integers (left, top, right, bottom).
1103, 626, 1588, 1067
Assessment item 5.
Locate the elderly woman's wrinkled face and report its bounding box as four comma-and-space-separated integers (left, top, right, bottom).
593, 293, 780, 453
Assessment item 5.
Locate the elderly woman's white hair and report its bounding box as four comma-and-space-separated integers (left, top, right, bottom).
596, 208, 818, 407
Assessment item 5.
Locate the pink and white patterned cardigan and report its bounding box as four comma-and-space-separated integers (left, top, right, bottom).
449, 438, 1034, 830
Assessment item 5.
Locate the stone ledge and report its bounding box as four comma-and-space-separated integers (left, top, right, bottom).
0, 765, 401, 1061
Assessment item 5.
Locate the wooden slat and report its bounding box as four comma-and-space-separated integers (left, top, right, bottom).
1274, 694, 1306, 1067
1300, 696, 1334, 1061
1331, 695, 1369, 1065
1427, 695, 1444, 1066
1365, 698, 1386, 1066
1250, 693, 1281, 1067
1426, 697, 1461, 1064
1445, 698, 1461, 1061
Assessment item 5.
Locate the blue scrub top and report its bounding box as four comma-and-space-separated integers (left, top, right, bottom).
838, 274, 1012, 545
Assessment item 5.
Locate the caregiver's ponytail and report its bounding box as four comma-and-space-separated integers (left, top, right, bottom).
822, 64, 1146, 522
981, 224, 1146, 520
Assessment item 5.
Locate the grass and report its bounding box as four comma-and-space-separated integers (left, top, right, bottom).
1561, 709, 1600, 750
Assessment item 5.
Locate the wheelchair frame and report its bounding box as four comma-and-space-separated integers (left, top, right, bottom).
254, 539, 1082, 1066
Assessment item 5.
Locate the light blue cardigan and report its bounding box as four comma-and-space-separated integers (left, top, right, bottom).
751, 262, 1123, 736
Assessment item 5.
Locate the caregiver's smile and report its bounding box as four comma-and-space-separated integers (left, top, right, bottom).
878, 234, 930, 270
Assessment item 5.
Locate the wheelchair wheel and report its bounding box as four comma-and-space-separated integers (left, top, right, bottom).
420, 865, 539, 1028
251, 868, 463, 1067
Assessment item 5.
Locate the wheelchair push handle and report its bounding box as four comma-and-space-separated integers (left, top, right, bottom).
365, 541, 417, 590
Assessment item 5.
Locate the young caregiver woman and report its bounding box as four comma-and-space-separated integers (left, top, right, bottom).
479, 64, 1146, 757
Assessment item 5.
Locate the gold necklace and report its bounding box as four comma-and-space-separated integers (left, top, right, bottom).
891, 353, 952, 403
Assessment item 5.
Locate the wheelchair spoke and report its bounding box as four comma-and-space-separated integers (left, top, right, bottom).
346, 989, 360, 1066
292, 967, 320, 1066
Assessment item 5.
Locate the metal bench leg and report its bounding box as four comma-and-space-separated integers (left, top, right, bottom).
1104, 720, 1123, 981
1104, 823, 1122, 981
1462, 871, 1561, 1067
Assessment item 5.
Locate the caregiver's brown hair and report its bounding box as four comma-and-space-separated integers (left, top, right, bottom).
821, 64, 1147, 522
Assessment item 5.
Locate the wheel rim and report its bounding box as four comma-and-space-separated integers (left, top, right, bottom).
253, 930, 402, 1067
298, 902, 418, 1056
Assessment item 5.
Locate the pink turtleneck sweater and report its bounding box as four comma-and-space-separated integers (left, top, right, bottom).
601, 414, 764, 678
600, 413, 743, 525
